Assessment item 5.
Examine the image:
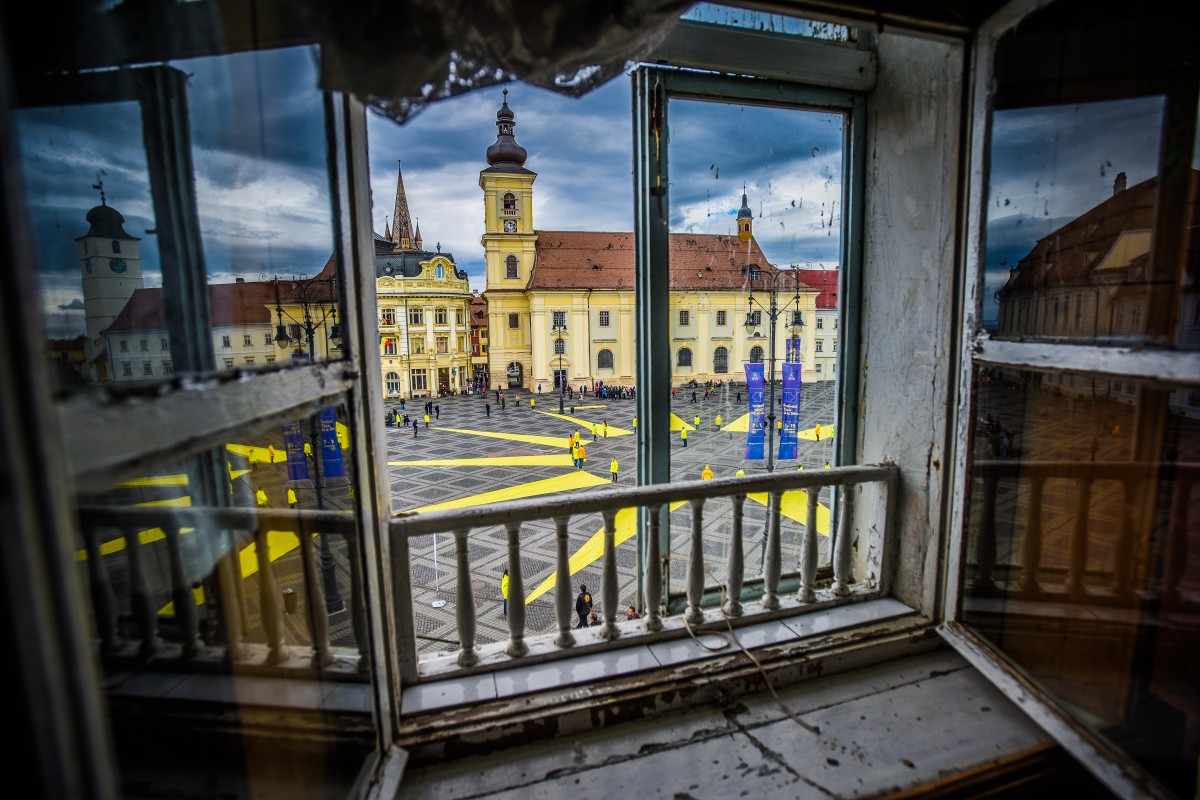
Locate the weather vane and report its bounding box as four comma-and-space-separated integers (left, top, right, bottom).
92, 170, 108, 205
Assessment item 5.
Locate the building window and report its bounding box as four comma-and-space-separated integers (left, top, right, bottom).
481, 344, 488, 354
456, 308, 464, 325
679, 309, 690, 326
411, 337, 425, 355
677, 347, 692, 367
383, 338, 398, 356
481, 330, 488, 339
506, 255, 518, 279
289, 324, 301, 341
221, 335, 231, 348
119, 340, 128, 352
381, 309, 395, 325
435, 307, 448, 325
163, 361, 173, 374
816, 340, 823, 352
503, 192, 516, 211
716, 310, 727, 326
436, 336, 449, 354
435, 264, 444, 279
265, 355, 276, 365
458, 336, 467, 352
385, 372, 401, 395
122, 362, 132, 377
244, 356, 255, 364
597, 349, 613, 369
241, 334, 251, 347
750, 346, 764, 363
223, 359, 234, 371
140, 339, 148, 351
598, 310, 611, 327
832, 340, 837, 353
111, 239, 121, 254
713, 346, 729, 373
815, 363, 822, 372
411, 369, 428, 391
748, 310, 761, 327
508, 313, 519, 329
817, 317, 824, 329
160, 338, 169, 351
552, 310, 567, 329
262, 333, 271, 346
408, 307, 424, 326
554, 338, 565, 355
142, 362, 152, 375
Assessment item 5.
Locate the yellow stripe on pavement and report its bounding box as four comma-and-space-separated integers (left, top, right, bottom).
117, 474, 189, 487
723, 413, 751, 432
670, 413, 694, 431
800, 425, 834, 441
409, 471, 608, 513
389, 454, 575, 467
435, 427, 570, 448
532, 410, 632, 436
525, 500, 689, 604
747, 490, 831, 535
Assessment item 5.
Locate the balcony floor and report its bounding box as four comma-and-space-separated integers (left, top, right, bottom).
397, 648, 1067, 799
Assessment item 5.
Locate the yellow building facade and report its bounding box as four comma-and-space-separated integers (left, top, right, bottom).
377, 161, 473, 399
480, 95, 820, 391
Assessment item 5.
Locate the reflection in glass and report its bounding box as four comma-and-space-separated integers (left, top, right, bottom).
963, 368, 1198, 796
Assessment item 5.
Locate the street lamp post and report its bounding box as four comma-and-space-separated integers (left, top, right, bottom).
552, 320, 567, 413
745, 263, 805, 473
268, 274, 345, 614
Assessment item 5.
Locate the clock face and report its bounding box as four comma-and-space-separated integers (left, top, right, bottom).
109, 258, 127, 274
503, 219, 517, 233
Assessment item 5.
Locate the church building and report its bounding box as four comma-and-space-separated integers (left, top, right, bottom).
479, 92, 822, 391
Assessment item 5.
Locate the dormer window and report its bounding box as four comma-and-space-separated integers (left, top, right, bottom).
435, 264, 444, 279
111, 240, 121, 254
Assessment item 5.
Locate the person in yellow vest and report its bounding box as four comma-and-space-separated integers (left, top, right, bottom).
815, 422, 822, 440
632, 416, 637, 432
579, 443, 587, 467
693, 414, 701, 428
603, 420, 609, 438
304, 441, 314, 463
267, 444, 277, 465
610, 456, 619, 482
574, 430, 581, 447
424, 412, 431, 428
777, 418, 783, 430
249, 448, 258, 471
530, 397, 536, 410
566, 434, 575, 452
255, 487, 268, 508
824, 461, 831, 469
735, 468, 745, 477
287, 487, 297, 509
714, 413, 723, 430
501, 567, 510, 620
592, 423, 600, 441
701, 464, 714, 480
681, 427, 688, 447
798, 464, 804, 471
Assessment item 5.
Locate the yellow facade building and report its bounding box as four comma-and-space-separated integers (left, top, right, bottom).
376, 161, 473, 398
480, 94, 820, 390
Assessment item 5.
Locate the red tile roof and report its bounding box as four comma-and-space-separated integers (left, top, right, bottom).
105, 280, 278, 332
794, 268, 839, 309
528, 231, 808, 291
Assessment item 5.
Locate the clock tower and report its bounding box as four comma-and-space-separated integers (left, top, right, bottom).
480, 89, 536, 387
76, 183, 144, 381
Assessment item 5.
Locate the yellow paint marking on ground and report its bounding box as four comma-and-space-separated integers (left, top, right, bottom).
135, 496, 192, 508
800, 425, 835, 441
723, 413, 751, 432
75, 525, 195, 560
409, 471, 608, 513
532, 410, 632, 436
747, 490, 831, 536
117, 474, 189, 488
435, 427, 570, 448
558, 404, 608, 409
670, 413, 695, 432
525, 500, 690, 604
230, 468, 252, 481
226, 443, 286, 463
389, 454, 575, 467
161, 529, 310, 615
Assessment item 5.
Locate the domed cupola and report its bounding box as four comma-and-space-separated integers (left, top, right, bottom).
485, 88, 528, 168
737, 186, 753, 242
85, 199, 134, 240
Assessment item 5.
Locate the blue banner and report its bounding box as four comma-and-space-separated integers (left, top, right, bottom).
778, 362, 802, 460
745, 362, 765, 460
282, 420, 310, 483
320, 407, 347, 483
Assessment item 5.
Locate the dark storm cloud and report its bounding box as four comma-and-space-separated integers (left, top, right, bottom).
58, 298, 85, 311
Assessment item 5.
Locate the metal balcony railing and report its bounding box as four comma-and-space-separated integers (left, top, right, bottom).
76, 465, 899, 688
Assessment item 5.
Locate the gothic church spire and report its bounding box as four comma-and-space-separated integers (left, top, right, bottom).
391, 160, 416, 251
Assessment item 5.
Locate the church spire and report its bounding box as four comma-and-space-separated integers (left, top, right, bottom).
391, 159, 416, 251
485, 88, 529, 168
414, 218, 422, 251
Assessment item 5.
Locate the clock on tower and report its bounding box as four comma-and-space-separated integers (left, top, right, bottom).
503, 218, 517, 233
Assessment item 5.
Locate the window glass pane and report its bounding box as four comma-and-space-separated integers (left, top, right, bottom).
17, 46, 342, 396
961, 366, 1198, 795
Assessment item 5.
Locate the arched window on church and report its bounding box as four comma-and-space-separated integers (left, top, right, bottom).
503, 192, 516, 210
750, 346, 764, 363
506, 255, 518, 279
597, 349, 613, 369
713, 346, 729, 373
677, 347, 692, 368
111, 240, 121, 254
554, 338, 565, 355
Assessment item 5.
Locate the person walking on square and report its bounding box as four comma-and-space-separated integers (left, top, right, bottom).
530, 397, 536, 410
255, 487, 268, 508
572, 444, 583, 470
573, 430, 581, 448
691, 390, 697, 403
815, 422, 822, 440
592, 423, 599, 442
575, 585, 593, 629
632, 416, 637, 433
603, 420, 609, 438
610, 456, 619, 483
681, 428, 688, 447
435, 403, 440, 419
715, 413, 723, 430
304, 441, 313, 464
501, 567, 510, 620
486, 402, 491, 417
267, 444, 277, 466
701, 464, 714, 480
579, 443, 588, 468
413, 418, 419, 438
249, 448, 258, 471
424, 412, 431, 428
693, 414, 700, 428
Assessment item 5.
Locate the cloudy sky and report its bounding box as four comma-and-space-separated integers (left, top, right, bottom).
15, 10, 1181, 340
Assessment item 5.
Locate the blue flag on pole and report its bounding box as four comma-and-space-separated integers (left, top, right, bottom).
745, 362, 765, 460
778, 362, 801, 460
320, 407, 347, 484
282, 420, 310, 483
